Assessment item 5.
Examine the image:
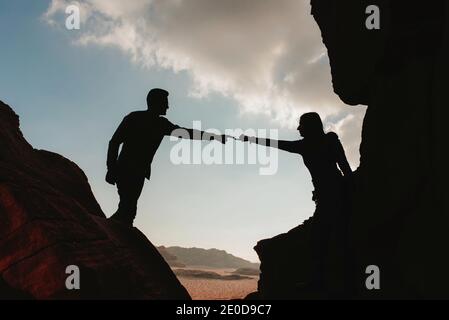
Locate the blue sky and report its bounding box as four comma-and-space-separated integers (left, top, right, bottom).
0, 0, 365, 262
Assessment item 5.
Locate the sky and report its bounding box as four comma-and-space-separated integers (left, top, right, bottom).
0, 0, 366, 262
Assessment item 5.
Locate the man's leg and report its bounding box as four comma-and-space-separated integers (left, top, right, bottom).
112, 173, 145, 226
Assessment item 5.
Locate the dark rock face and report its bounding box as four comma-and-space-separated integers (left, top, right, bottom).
254, 219, 314, 299
0, 101, 190, 299
255, 1, 449, 299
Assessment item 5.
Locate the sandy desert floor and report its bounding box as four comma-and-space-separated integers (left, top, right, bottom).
175, 268, 259, 300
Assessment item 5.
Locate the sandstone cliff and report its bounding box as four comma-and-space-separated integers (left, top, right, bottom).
0, 100, 190, 299
254, 0, 449, 299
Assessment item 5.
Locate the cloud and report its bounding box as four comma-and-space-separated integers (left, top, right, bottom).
44, 0, 366, 167
325, 107, 367, 170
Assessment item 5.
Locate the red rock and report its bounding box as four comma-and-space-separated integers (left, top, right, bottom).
0, 100, 190, 299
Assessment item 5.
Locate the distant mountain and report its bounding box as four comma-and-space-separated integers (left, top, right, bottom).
158, 246, 260, 269
157, 246, 186, 268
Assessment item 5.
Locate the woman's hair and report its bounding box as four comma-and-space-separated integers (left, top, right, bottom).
299, 112, 325, 137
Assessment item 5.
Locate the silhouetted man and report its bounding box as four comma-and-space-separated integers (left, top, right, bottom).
106, 88, 228, 226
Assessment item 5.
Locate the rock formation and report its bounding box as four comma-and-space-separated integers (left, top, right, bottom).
0, 100, 190, 299
254, 0, 449, 299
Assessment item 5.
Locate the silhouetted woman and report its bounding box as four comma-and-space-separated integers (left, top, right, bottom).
241, 112, 353, 292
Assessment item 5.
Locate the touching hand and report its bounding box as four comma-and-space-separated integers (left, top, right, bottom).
213, 134, 234, 144
239, 134, 256, 143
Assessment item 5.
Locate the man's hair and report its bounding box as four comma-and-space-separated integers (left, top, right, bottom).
147, 88, 169, 108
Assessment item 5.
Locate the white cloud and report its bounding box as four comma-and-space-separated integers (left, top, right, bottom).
44, 0, 366, 167
326, 107, 367, 170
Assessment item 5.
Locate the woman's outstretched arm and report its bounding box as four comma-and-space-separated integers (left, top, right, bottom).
239, 134, 303, 154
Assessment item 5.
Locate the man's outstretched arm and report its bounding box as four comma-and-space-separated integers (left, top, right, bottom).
239, 135, 303, 154
161, 118, 231, 143
174, 127, 232, 143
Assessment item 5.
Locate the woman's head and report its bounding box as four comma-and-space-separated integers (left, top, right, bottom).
297, 112, 324, 138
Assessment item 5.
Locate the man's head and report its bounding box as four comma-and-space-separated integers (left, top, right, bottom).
147, 88, 169, 115
297, 112, 324, 138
